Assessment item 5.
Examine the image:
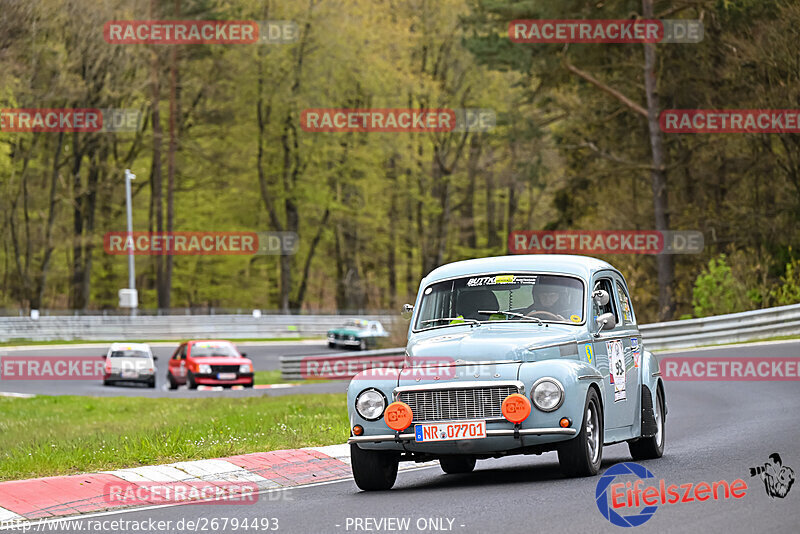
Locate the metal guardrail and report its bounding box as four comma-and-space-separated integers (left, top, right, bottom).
0, 314, 398, 342
638, 302, 800, 350
280, 348, 406, 381
279, 303, 800, 380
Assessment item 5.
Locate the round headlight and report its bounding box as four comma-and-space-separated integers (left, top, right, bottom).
531, 378, 564, 412
198, 364, 212, 374
239, 364, 251, 373
355, 389, 386, 421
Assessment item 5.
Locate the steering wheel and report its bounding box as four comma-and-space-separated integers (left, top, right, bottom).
525, 310, 566, 321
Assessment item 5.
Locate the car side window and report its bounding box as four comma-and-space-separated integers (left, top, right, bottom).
593, 278, 619, 328
180, 344, 188, 359
171, 345, 183, 360
615, 280, 636, 326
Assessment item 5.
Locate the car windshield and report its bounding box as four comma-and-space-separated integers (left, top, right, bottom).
414, 273, 585, 331
110, 350, 150, 358
344, 319, 368, 328
191, 343, 239, 357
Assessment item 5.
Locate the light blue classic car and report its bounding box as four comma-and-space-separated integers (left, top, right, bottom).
347, 255, 666, 490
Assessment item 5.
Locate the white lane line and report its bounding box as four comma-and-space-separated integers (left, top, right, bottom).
0, 507, 22, 523
0, 392, 36, 398
0, 465, 440, 530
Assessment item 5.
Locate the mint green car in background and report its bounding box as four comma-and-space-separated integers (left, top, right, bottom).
327, 319, 389, 350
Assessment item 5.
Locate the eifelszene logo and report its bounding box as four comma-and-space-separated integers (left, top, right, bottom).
595, 462, 748, 527
749, 453, 795, 499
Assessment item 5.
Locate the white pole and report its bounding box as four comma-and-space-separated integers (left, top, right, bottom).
124, 169, 137, 315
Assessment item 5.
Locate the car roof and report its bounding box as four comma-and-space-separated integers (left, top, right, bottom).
188, 339, 234, 344
109, 342, 151, 351
420, 254, 619, 286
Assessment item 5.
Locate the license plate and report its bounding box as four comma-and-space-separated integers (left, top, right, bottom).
217, 373, 237, 380
121, 370, 137, 378
414, 420, 486, 442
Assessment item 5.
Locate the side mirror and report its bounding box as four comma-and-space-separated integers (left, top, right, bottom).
594, 312, 616, 336
101, 354, 107, 359
401, 303, 414, 320
152, 356, 158, 361
592, 289, 610, 307
240, 352, 247, 357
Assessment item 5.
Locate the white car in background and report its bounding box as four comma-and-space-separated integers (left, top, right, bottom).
102, 343, 157, 388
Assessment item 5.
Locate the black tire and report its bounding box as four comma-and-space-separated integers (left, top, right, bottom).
350, 444, 400, 491
328, 342, 336, 348
629, 388, 665, 460
167, 373, 178, 390
243, 382, 254, 389
439, 456, 476, 474
148, 378, 156, 389
103, 379, 112, 386
558, 388, 603, 477
187, 373, 198, 390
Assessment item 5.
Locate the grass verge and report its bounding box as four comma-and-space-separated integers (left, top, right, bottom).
0, 394, 347, 482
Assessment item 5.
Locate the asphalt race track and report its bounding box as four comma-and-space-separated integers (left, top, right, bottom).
0, 341, 346, 398
9, 340, 800, 533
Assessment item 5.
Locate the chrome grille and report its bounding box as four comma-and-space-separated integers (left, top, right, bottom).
397, 385, 519, 423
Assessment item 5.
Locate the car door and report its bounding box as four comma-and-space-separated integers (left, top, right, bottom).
169, 343, 188, 383
590, 273, 636, 430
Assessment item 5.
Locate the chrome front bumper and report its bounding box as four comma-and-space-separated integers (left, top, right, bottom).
348, 427, 577, 444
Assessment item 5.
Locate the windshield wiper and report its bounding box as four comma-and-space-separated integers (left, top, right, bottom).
478, 310, 543, 325
420, 317, 481, 326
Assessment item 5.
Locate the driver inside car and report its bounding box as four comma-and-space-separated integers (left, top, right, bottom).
524, 282, 570, 320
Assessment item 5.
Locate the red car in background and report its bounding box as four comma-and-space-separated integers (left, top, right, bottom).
167, 340, 254, 390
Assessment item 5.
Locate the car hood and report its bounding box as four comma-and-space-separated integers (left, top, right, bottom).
407, 323, 578, 362
188, 357, 251, 366
328, 328, 365, 336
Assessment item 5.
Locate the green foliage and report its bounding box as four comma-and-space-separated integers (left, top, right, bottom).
771, 258, 800, 306
691, 255, 754, 317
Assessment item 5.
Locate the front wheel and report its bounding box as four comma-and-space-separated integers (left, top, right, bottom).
439, 456, 476, 474
350, 444, 399, 491
629, 389, 665, 460
558, 388, 603, 477
187, 373, 198, 390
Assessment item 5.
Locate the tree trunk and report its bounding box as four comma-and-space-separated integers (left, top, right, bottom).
150, 0, 166, 309
164, 0, 181, 309
642, 0, 674, 320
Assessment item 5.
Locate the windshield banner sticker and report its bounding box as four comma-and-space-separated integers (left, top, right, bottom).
466, 275, 537, 287
607, 340, 627, 402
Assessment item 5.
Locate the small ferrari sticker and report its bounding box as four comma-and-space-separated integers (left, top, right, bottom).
584, 344, 594, 363
607, 339, 626, 402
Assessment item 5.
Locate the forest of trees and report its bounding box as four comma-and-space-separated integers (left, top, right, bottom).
1, 0, 800, 323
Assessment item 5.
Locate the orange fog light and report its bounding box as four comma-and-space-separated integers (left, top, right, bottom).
384, 401, 414, 431
502, 394, 531, 423
559, 418, 571, 428
352, 425, 364, 436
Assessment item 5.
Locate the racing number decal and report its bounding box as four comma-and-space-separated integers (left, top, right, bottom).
607, 339, 626, 402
